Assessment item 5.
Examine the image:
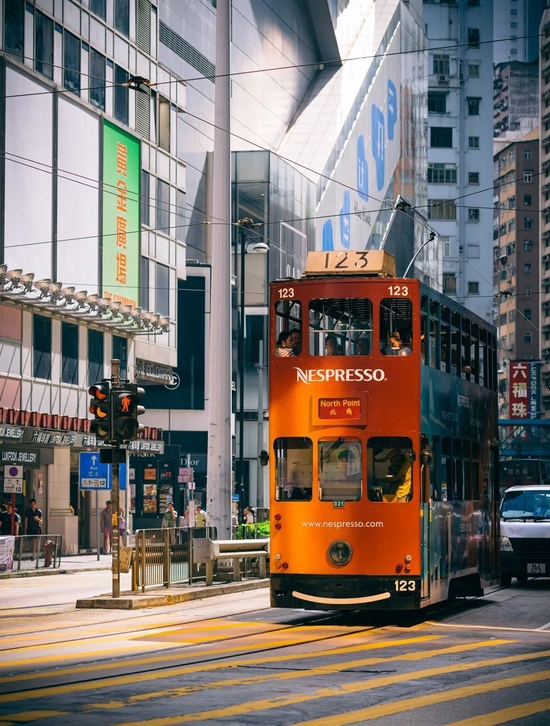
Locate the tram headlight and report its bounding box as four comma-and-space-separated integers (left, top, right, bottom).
500, 536, 513, 552
327, 540, 352, 567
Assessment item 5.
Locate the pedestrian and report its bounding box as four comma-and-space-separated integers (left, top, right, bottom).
118, 508, 126, 545
0, 502, 21, 536
161, 501, 178, 529
244, 506, 256, 525
195, 504, 207, 528
100, 500, 113, 555
24, 498, 43, 560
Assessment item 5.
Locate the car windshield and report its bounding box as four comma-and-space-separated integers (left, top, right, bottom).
501, 490, 550, 519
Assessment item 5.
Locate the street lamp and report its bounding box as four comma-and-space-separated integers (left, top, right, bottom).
236, 217, 268, 512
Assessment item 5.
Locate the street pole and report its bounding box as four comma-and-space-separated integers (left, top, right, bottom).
111, 358, 121, 598
256, 340, 265, 510
96, 491, 100, 560
206, 0, 232, 540
238, 224, 246, 511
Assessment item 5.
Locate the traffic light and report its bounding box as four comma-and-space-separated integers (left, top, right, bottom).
89, 382, 111, 440
112, 384, 145, 442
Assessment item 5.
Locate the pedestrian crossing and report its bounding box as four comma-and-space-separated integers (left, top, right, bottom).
0, 615, 549, 726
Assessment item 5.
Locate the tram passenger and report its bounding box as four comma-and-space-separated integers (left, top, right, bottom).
276, 331, 295, 357
389, 331, 411, 356
290, 329, 302, 355
325, 334, 343, 355
376, 450, 412, 502
355, 336, 370, 355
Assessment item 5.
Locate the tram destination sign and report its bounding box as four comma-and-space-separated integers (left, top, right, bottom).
318, 397, 362, 420
304, 250, 396, 277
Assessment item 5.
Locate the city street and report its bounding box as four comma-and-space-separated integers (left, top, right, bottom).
0, 576, 550, 725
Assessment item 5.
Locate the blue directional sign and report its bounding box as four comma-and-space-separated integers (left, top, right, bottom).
79, 452, 127, 490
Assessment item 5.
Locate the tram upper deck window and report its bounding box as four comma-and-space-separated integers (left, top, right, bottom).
274, 300, 302, 357
318, 438, 362, 501
309, 299, 372, 356
380, 299, 413, 355
274, 437, 312, 501
367, 437, 414, 502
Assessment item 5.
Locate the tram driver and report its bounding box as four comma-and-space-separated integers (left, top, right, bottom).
374, 449, 412, 502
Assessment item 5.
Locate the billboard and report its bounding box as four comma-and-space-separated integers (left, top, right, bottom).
509, 361, 542, 420
102, 121, 140, 307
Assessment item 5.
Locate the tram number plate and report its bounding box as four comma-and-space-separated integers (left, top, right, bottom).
527, 563, 546, 574
333, 500, 345, 508
394, 579, 416, 592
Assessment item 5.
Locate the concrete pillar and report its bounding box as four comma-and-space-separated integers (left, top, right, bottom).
47, 448, 78, 554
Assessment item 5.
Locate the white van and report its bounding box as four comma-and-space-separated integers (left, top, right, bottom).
500, 485, 550, 587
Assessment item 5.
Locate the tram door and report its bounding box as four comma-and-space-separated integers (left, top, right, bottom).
421, 504, 430, 599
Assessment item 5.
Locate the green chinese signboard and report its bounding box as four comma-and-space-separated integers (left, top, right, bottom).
102, 121, 140, 307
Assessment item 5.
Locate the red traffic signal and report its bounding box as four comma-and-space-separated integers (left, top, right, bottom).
112, 385, 145, 442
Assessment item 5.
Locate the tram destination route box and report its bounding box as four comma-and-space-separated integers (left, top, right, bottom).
304, 250, 396, 277
313, 393, 367, 425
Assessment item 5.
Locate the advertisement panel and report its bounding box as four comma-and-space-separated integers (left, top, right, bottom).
102, 121, 140, 307
509, 361, 542, 420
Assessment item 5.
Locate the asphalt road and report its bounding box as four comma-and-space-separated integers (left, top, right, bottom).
0, 577, 550, 725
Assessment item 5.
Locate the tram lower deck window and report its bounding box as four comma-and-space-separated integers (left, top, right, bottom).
367, 437, 414, 502
274, 437, 312, 501
318, 438, 362, 501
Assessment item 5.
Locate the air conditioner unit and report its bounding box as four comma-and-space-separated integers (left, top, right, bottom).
438, 74, 449, 84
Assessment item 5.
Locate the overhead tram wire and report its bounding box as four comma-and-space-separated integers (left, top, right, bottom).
2, 30, 544, 100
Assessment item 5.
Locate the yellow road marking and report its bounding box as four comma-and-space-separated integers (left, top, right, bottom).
426, 621, 550, 635
109, 650, 550, 725
85, 639, 509, 711
0, 712, 68, 723
293, 672, 550, 725
445, 697, 550, 726
0, 634, 439, 702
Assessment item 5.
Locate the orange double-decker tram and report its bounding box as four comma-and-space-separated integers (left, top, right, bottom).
268, 250, 499, 611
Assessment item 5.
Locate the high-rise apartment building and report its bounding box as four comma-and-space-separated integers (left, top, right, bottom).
540, 9, 550, 416
493, 61, 539, 142
424, 0, 494, 321
494, 0, 545, 65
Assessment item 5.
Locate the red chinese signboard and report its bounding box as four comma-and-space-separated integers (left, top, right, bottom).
318, 397, 362, 420
508, 361, 541, 420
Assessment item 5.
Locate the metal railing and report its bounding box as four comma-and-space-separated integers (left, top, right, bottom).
132, 527, 218, 592
13, 535, 63, 571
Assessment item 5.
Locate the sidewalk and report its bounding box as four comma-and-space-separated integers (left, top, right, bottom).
0, 552, 113, 578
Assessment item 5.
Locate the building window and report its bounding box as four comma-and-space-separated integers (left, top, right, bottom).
523, 240, 532, 251
35, 11, 54, 80
33, 315, 52, 381
64, 31, 81, 95
156, 263, 170, 317
114, 65, 129, 125
428, 92, 447, 114
508, 219, 515, 232
428, 200, 456, 221
524, 332, 532, 344
467, 244, 480, 258
524, 150, 532, 160
524, 217, 533, 229
524, 286, 531, 298
90, 0, 106, 19
427, 163, 456, 184
524, 309, 532, 320
443, 274, 457, 295
469, 136, 480, 149
523, 194, 532, 207
468, 208, 480, 222
89, 49, 106, 110
468, 172, 480, 184
467, 98, 480, 115
508, 196, 516, 209
141, 170, 150, 226
468, 282, 479, 295
524, 171, 533, 183
112, 336, 128, 379
468, 28, 480, 48
88, 330, 104, 386
430, 127, 452, 148
156, 179, 170, 233
61, 322, 79, 385
5, 0, 24, 60
140, 256, 149, 309
176, 189, 186, 243
433, 55, 450, 75
524, 263, 532, 274
114, 0, 130, 37
158, 96, 171, 152
468, 64, 480, 77
442, 236, 451, 257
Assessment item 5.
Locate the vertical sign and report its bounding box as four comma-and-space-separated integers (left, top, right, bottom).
102, 121, 140, 307
509, 361, 541, 420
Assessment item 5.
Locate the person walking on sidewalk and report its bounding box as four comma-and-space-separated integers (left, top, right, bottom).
24, 499, 42, 560
100, 501, 113, 554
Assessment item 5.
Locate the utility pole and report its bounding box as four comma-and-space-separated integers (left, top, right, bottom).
110, 359, 121, 599
206, 0, 232, 539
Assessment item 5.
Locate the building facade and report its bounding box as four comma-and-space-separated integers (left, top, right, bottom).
424, 0, 494, 321
540, 9, 550, 417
